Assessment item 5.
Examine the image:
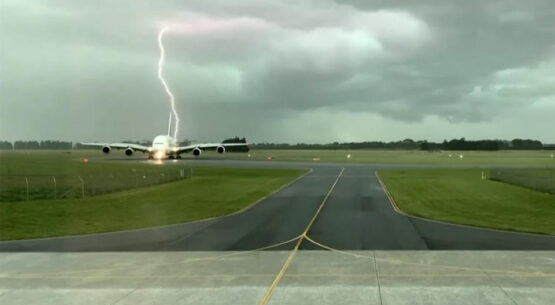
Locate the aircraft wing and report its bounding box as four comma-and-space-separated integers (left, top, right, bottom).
175, 142, 249, 154
80, 142, 151, 153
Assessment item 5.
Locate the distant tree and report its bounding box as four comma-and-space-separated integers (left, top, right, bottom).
74, 143, 87, 150
440, 138, 501, 151
222, 137, 249, 152
419, 140, 442, 151
0, 141, 13, 150
14, 140, 40, 149
511, 139, 542, 150
222, 137, 247, 143
40, 140, 72, 149
496, 140, 511, 150
253, 138, 546, 151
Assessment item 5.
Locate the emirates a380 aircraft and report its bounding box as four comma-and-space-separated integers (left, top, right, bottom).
82, 114, 248, 159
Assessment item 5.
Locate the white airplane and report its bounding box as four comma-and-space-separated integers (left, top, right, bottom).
81, 113, 248, 159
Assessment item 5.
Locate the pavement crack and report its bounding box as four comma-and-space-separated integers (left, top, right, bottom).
372, 250, 384, 305
0, 290, 13, 299
110, 287, 139, 305
482, 269, 520, 305
405, 217, 431, 250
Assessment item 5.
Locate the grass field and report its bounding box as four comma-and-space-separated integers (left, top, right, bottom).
3, 149, 553, 165
0, 150, 305, 240
0, 166, 305, 240
490, 168, 554, 194
378, 169, 555, 235
242, 149, 555, 165
1, 150, 554, 239
0, 150, 192, 201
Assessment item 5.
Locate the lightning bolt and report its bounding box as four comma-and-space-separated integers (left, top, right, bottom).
157, 27, 180, 141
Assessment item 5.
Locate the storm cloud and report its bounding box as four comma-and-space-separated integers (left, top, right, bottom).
1, 0, 554, 143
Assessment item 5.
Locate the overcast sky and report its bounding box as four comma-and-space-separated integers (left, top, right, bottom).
1, 0, 554, 143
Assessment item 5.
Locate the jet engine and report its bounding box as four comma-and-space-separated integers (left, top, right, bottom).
102, 146, 111, 154
217, 146, 225, 154
125, 147, 134, 156
192, 147, 202, 156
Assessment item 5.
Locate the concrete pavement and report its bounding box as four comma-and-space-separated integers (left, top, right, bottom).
0, 251, 553, 305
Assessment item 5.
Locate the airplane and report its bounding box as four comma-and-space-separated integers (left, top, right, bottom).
81, 113, 249, 159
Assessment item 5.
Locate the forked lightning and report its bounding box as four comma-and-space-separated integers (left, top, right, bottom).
81, 27, 248, 159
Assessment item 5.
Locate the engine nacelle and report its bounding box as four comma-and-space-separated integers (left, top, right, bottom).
102, 146, 111, 154
217, 146, 225, 154
192, 147, 202, 157
125, 147, 134, 156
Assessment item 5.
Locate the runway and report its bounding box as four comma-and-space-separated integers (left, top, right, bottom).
1, 160, 554, 251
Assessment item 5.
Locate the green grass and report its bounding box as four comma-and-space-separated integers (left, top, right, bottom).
4, 149, 553, 166
0, 150, 193, 201
490, 168, 554, 194
240, 149, 555, 165
378, 169, 555, 235
2, 150, 554, 239
0, 150, 185, 176
0, 166, 305, 240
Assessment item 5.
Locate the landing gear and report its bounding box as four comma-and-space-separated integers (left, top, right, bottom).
176, 155, 182, 159
168, 155, 175, 160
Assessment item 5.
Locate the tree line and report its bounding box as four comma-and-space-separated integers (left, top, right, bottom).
0, 140, 73, 150
0, 138, 550, 151
421, 138, 544, 151
222, 137, 249, 152
253, 138, 549, 151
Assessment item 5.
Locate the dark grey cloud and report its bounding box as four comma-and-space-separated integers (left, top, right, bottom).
1, 0, 554, 143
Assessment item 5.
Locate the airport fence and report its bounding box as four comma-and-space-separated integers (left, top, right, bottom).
489, 168, 554, 194
0, 167, 193, 202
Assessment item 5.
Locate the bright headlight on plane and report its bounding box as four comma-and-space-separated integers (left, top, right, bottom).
155, 151, 165, 159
